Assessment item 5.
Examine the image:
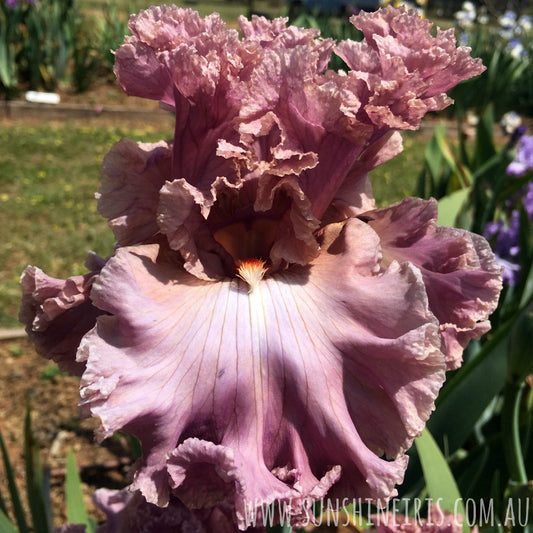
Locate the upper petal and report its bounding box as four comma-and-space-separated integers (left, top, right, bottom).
335, 6, 485, 130
98, 139, 172, 246
109, 7, 487, 274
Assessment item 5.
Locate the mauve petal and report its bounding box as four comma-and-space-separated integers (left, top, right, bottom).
78, 218, 445, 528
19, 253, 106, 376
113, 37, 174, 106
325, 131, 403, 222
93, 489, 244, 533
98, 139, 172, 246
335, 6, 485, 130
235, 44, 373, 220
239, 14, 327, 59
364, 197, 503, 369
157, 178, 236, 280
110, 6, 486, 274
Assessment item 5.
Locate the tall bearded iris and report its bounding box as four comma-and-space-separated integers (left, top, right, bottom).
20, 6, 502, 530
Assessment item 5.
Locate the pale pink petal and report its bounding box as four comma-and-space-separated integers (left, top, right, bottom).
19, 253, 106, 376
335, 6, 485, 130
97, 139, 172, 246
78, 218, 445, 528
113, 37, 174, 106
324, 131, 403, 222
364, 197, 503, 369
157, 178, 236, 280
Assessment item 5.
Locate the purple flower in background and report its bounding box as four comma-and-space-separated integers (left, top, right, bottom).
499, 10, 517, 30
4, 0, 37, 8
484, 213, 521, 285
507, 135, 533, 176
484, 181, 533, 286
524, 182, 533, 218
20, 6, 501, 530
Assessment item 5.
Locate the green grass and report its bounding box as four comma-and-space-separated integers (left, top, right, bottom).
0, 123, 169, 328
370, 132, 424, 207
79, 0, 287, 21
0, 122, 424, 328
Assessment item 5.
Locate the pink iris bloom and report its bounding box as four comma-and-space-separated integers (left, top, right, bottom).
20, 6, 502, 530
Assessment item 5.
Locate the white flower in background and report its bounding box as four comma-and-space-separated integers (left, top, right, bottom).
500, 111, 522, 135
477, 6, 489, 25
518, 15, 532, 33
499, 10, 517, 30
462, 1, 476, 15
455, 8, 475, 29
507, 37, 525, 59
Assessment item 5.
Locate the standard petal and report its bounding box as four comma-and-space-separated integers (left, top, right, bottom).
335, 6, 486, 130
78, 218, 445, 528
364, 197, 503, 369
19, 253, 106, 376
97, 139, 172, 246
110, 6, 488, 273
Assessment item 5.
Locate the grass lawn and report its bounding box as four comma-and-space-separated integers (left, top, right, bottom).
0, 122, 425, 328
79, 0, 287, 21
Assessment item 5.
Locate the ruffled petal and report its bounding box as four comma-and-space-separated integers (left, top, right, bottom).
364, 197, 503, 369
78, 218, 445, 528
98, 139, 172, 246
93, 489, 245, 533
335, 6, 485, 130
109, 6, 486, 278
19, 252, 106, 376
113, 36, 175, 106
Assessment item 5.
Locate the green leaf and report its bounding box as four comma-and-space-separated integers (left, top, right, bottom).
425, 124, 446, 183
415, 429, 466, 531
24, 403, 51, 533
428, 319, 511, 453
0, 428, 29, 533
0, 487, 8, 516
65, 447, 91, 530
437, 187, 471, 227
0, 508, 18, 533
473, 105, 496, 169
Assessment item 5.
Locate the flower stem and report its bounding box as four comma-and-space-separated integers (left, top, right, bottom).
502, 381, 528, 485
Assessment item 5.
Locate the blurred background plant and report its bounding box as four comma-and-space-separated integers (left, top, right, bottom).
0, 403, 97, 533
0, 0, 130, 98
450, 2, 533, 119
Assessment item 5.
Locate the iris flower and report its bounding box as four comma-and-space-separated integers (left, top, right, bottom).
507, 135, 533, 176
20, 6, 502, 530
